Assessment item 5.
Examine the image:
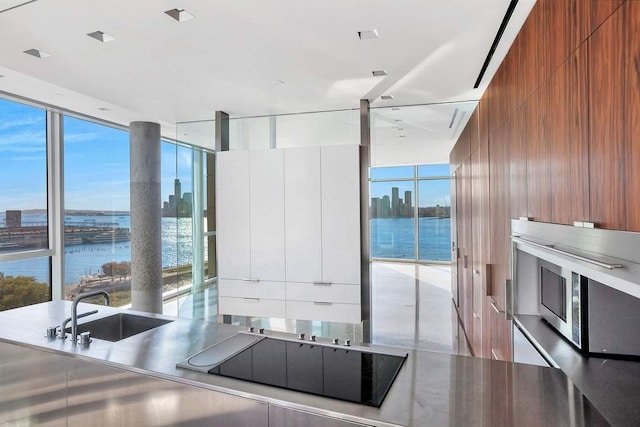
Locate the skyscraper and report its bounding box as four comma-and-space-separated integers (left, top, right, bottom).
391, 187, 400, 217
404, 190, 412, 213
381, 195, 391, 217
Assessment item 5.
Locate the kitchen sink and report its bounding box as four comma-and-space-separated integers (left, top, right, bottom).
67, 313, 173, 342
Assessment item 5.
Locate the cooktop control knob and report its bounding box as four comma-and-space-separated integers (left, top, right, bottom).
333, 338, 339, 345
310, 335, 316, 342
248, 327, 255, 333
259, 328, 265, 334
344, 339, 351, 346
299, 333, 305, 340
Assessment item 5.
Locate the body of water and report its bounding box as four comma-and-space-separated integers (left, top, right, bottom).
371, 217, 451, 261
0, 213, 193, 285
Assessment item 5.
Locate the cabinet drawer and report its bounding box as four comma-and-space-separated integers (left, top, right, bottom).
219, 297, 285, 318
286, 301, 361, 324
219, 279, 285, 300
285, 282, 360, 304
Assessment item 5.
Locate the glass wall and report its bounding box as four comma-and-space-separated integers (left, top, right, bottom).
0, 98, 51, 310
370, 165, 451, 262
63, 116, 131, 305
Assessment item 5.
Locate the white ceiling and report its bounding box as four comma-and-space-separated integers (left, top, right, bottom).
0, 0, 535, 162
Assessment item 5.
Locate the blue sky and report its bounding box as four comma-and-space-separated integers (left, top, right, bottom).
370, 165, 451, 207
0, 98, 194, 212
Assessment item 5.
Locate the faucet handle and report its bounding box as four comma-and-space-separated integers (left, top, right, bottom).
77, 331, 92, 346
45, 326, 57, 339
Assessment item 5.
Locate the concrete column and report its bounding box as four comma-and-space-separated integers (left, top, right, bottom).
130, 122, 162, 313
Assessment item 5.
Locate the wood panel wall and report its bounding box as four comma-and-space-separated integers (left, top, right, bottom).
450, 0, 637, 360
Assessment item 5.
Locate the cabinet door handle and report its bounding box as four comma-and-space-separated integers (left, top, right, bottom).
313, 302, 332, 306
313, 281, 332, 286
243, 298, 260, 302
242, 278, 260, 282
463, 255, 468, 269
490, 300, 504, 315
484, 264, 492, 297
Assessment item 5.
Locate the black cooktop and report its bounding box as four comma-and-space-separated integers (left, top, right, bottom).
208, 337, 406, 407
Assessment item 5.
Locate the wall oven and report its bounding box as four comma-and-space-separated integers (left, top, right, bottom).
512, 220, 640, 360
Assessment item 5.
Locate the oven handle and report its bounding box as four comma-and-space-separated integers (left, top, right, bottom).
512, 236, 623, 270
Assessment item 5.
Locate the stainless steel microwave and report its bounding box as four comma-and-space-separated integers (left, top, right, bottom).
537, 259, 587, 350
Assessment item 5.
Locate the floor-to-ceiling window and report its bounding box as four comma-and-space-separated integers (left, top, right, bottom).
370, 165, 451, 262
63, 116, 132, 305
0, 98, 51, 310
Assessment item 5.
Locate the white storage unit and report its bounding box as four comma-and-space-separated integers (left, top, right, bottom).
217, 145, 361, 323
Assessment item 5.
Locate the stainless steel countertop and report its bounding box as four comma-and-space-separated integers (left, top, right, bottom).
0, 302, 609, 426
516, 314, 640, 427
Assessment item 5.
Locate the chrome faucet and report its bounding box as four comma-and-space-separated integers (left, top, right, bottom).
70, 290, 110, 343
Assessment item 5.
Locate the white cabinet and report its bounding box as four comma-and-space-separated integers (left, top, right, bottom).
284, 147, 322, 283
249, 149, 286, 282
216, 151, 251, 280
321, 145, 361, 285
217, 145, 361, 323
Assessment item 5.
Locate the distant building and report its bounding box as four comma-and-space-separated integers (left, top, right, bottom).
6, 210, 22, 228
162, 179, 193, 217
391, 187, 400, 217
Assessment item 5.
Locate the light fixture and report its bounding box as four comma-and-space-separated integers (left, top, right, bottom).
372, 70, 388, 77
165, 8, 195, 22
87, 31, 115, 43
381, 95, 393, 100
358, 29, 379, 40
394, 119, 402, 122
24, 49, 50, 59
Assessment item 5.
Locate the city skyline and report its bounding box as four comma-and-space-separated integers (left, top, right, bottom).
0, 98, 194, 213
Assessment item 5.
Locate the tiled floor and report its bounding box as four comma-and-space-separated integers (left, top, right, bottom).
172, 261, 470, 356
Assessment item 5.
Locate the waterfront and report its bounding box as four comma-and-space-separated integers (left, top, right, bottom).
0, 213, 194, 285
371, 217, 451, 261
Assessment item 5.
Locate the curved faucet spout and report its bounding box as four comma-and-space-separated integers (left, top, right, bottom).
70, 290, 110, 343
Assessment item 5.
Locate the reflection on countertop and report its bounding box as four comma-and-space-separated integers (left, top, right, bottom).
0, 301, 609, 426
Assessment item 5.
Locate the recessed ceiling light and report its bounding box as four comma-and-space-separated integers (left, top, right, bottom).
98, 107, 111, 111
394, 119, 402, 122
87, 31, 115, 43
372, 70, 388, 77
358, 29, 379, 40
381, 95, 393, 100
24, 49, 50, 59
392, 107, 400, 111
271, 79, 285, 85
165, 8, 195, 22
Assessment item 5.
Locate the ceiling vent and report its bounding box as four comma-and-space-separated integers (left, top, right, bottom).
381, 95, 393, 100
358, 29, 379, 40
372, 70, 388, 77
165, 8, 195, 22
449, 108, 459, 129
23, 49, 49, 59
87, 31, 115, 43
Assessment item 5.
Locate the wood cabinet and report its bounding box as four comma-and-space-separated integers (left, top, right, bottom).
217, 145, 361, 323
450, 0, 634, 362
588, 1, 640, 231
